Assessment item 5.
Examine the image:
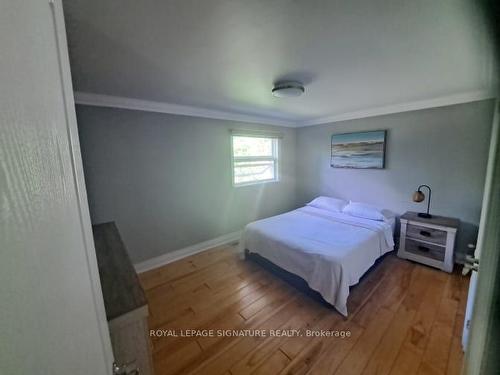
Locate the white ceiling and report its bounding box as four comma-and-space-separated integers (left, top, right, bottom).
63, 0, 496, 126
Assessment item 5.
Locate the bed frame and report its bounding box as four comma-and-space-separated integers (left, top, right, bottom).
244, 249, 334, 308
244, 249, 392, 313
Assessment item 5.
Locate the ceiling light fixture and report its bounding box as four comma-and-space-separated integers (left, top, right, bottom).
272, 81, 305, 98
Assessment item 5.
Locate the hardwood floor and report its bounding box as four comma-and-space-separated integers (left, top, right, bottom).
139, 244, 469, 375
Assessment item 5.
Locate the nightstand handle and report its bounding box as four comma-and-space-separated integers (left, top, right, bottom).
419, 230, 431, 237
417, 245, 430, 252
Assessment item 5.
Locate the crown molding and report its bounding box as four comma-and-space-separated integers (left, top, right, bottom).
298, 90, 497, 127
73, 91, 295, 127
74, 90, 497, 129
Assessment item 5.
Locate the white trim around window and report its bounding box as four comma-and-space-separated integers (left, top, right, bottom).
230, 133, 280, 187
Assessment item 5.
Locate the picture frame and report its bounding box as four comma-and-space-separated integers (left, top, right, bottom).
331, 130, 387, 169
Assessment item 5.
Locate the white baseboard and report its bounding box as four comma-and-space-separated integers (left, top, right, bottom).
134, 230, 242, 273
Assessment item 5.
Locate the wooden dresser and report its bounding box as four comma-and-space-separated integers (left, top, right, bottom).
397, 211, 459, 273
92, 222, 154, 375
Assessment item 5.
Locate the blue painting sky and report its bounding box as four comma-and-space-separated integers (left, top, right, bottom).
331, 131, 385, 145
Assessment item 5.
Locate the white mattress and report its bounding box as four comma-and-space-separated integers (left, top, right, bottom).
240, 206, 395, 316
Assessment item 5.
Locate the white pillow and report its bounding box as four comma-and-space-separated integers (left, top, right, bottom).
307, 196, 348, 213
342, 201, 387, 221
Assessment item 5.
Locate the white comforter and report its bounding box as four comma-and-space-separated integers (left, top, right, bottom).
240, 206, 395, 316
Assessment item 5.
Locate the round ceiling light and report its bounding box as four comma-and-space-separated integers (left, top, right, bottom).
272, 81, 305, 98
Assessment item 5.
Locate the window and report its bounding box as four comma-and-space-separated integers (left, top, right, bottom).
231, 134, 279, 186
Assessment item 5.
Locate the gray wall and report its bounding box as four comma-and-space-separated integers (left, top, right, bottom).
77, 100, 494, 264
296, 100, 495, 258
76, 106, 297, 263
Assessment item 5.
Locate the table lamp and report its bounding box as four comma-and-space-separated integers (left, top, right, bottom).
412, 184, 432, 218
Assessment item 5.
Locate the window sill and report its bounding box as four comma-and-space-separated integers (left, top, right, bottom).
233, 179, 280, 188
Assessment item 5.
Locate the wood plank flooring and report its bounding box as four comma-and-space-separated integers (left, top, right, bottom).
139, 244, 469, 375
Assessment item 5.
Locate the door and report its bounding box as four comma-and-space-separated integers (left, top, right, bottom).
462, 264, 478, 350
0, 1, 113, 374
463, 99, 500, 373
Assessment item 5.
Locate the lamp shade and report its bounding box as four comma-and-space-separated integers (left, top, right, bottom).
412, 190, 425, 203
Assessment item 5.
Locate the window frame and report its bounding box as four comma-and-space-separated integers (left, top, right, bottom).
230, 134, 280, 187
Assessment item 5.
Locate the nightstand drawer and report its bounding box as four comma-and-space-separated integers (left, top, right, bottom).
405, 239, 445, 261
406, 224, 447, 245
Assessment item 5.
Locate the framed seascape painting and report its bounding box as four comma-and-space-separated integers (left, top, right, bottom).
331, 130, 386, 169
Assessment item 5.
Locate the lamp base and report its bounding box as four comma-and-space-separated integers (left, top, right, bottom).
417, 213, 433, 219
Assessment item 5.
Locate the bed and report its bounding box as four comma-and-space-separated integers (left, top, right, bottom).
240, 204, 395, 316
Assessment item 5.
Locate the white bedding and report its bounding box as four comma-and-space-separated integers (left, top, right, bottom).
240, 206, 395, 316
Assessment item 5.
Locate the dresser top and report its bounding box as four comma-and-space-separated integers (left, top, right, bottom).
401, 211, 460, 229
92, 222, 147, 321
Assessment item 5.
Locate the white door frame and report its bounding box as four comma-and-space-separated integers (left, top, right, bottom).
50, 0, 114, 368
464, 99, 500, 374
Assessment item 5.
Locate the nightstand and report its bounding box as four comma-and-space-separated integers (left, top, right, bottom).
397, 211, 459, 273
